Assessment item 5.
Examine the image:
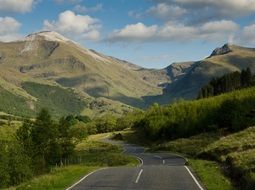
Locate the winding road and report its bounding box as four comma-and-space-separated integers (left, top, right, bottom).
67, 139, 204, 190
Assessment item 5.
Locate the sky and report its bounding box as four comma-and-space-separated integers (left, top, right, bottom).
1, 0, 255, 69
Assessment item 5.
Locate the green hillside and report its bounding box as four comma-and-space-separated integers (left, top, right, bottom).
0, 86, 34, 117
22, 82, 88, 117
2, 32, 255, 117
200, 127, 255, 189
122, 84, 255, 189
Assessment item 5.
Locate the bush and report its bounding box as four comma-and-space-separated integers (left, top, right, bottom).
95, 115, 117, 133
0, 141, 32, 188
130, 87, 255, 141
217, 99, 248, 132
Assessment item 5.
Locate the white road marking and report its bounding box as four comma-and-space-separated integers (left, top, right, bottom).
134, 155, 144, 167
184, 166, 204, 190
135, 169, 143, 183
163, 160, 165, 164
66, 168, 107, 190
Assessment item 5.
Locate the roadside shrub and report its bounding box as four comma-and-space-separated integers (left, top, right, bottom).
130, 87, 255, 141
0, 141, 32, 188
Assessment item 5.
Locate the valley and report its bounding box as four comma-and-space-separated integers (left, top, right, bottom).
1, 31, 255, 190
2, 31, 255, 117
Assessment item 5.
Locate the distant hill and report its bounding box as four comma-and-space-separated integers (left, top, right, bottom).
149, 44, 255, 104
1, 31, 255, 117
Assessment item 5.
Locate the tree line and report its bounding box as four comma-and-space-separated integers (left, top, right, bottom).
121, 86, 255, 142
0, 109, 127, 188
198, 68, 254, 99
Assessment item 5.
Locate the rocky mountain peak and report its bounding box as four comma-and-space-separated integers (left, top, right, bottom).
210, 43, 232, 57
24, 31, 70, 42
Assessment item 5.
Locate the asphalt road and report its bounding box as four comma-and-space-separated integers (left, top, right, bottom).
68, 140, 204, 190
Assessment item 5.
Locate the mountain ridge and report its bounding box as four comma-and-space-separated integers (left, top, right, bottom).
1, 31, 255, 116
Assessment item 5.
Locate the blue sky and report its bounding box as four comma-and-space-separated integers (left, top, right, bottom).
1, 0, 255, 68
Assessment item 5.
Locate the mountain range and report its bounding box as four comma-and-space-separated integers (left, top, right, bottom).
0, 31, 255, 117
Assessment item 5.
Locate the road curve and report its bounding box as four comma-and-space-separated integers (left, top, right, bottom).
68, 139, 204, 190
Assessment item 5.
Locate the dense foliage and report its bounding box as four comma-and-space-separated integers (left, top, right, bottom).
0, 109, 88, 188
0, 108, 133, 188
124, 87, 255, 141
198, 68, 253, 99
0, 86, 34, 117
22, 82, 88, 117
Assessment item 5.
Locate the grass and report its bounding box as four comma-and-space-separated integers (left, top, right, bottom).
0, 124, 20, 141
147, 127, 255, 189
6, 165, 98, 190
200, 127, 255, 188
6, 132, 139, 190
22, 82, 88, 118
189, 159, 233, 190
139, 131, 233, 189
201, 127, 255, 162
150, 132, 221, 156
75, 137, 139, 167
0, 86, 34, 117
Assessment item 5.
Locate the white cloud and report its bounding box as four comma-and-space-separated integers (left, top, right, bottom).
43, 10, 101, 41
0, 17, 21, 42
81, 30, 100, 41
155, 0, 255, 20
157, 22, 197, 41
108, 23, 158, 42
0, 0, 34, 13
147, 3, 186, 19
107, 20, 239, 43
201, 20, 239, 34
74, 3, 103, 14
234, 24, 255, 45
199, 20, 239, 41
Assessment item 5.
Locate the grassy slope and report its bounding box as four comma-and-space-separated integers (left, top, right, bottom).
0, 80, 133, 118
0, 39, 164, 108
200, 127, 255, 188
151, 127, 255, 189
189, 159, 233, 190
0, 124, 19, 141
158, 45, 255, 103
22, 82, 87, 118
0, 86, 34, 117
150, 132, 234, 189
119, 130, 233, 189
6, 166, 98, 190
81, 97, 133, 118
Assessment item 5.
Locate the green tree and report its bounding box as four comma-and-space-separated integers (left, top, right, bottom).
241, 67, 252, 87
7, 142, 32, 185
95, 115, 117, 133
0, 142, 10, 188
16, 120, 33, 156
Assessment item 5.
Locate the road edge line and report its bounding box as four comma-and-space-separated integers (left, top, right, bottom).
184, 166, 204, 190
134, 155, 144, 167
65, 167, 107, 190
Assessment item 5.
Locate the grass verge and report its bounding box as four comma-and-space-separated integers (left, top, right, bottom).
129, 130, 236, 189
189, 159, 233, 190
6, 165, 98, 190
